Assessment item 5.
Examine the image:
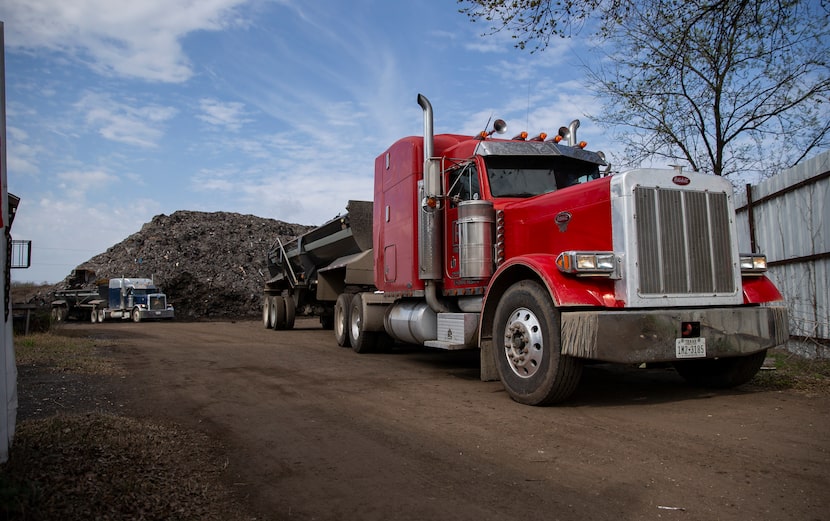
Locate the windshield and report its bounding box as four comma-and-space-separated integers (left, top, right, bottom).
484, 155, 601, 198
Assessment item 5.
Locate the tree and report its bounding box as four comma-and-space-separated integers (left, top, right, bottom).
459, 0, 830, 177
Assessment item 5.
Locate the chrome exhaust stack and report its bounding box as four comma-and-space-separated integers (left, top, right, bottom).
417, 94, 451, 313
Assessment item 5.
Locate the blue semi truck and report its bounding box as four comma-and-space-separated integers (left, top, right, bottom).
52, 277, 175, 323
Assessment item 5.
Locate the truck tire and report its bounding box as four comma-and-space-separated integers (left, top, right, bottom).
334, 294, 353, 347
492, 280, 583, 405
90, 308, 98, 323
348, 293, 379, 354
272, 296, 287, 330
263, 296, 272, 328
51, 306, 67, 323
673, 349, 767, 388
132, 308, 142, 323
268, 296, 278, 329
284, 295, 296, 330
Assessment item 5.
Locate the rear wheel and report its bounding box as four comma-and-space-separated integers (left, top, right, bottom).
90, 307, 98, 323
284, 295, 296, 330
492, 280, 583, 405
272, 296, 287, 330
263, 295, 272, 328
349, 293, 379, 354
673, 350, 767, 388
268, 296, 278, 329
334, 294, 353, 347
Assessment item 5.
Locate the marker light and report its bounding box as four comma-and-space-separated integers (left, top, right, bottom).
512, 131, 528, 141
529, 133, 547, 141
739, 254, 768, 275
578, 141, 588, 149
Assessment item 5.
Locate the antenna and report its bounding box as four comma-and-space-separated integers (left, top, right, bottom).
481, 113, 493, 136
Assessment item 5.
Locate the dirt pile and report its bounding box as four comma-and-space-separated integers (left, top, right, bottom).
52, 211, 313, 320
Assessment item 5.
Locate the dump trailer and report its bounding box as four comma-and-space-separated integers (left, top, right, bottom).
52, 277, 174, 323
263, 200, 374, 332
263, 94, 788, 405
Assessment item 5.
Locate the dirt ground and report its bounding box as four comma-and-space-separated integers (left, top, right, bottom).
27, 319, 830, 521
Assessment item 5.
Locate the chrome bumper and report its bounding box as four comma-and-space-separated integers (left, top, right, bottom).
560, 306, 788, 364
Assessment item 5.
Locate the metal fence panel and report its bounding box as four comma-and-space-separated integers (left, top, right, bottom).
735, 151, 830, 340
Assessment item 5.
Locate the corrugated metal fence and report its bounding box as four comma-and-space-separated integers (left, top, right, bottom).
734, 150, 830, 342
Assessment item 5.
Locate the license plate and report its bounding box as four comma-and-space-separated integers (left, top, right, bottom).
676, 337, 706, 358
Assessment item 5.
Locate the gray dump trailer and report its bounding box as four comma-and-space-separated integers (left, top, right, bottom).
263, 200, 375, 330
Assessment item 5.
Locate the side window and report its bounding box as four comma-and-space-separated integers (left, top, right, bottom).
447, 163, 480, 206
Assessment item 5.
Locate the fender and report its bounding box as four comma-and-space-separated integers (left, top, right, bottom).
477, 254, 617, 382
484, 254, 617, 309
742, 275, 784, 304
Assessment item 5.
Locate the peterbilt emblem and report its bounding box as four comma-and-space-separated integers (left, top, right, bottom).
554, 211, 572, 232
672, 175, 691, 186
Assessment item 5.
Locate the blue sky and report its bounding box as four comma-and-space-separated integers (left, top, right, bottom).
1, 0, 613, 284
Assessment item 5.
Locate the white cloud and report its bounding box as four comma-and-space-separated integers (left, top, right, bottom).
5, 127, 42, 176
197, 98, 251, 132
56, 169, 117, 196
10, 195, 162, 283
75, 92, 177, 147
0, 0, 251, 83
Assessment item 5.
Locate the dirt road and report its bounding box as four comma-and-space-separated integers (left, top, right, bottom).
69, 319, 827, 521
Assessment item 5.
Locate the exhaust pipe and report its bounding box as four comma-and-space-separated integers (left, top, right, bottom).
417, 94, 452, 313
417, 94, 440, 198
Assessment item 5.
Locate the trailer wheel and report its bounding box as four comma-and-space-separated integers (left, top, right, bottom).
348, 293, 378, 354
284, 295, 296, 330
334, 294, 353, 347
132, 308, 142, 323
90, 307, 98, 323
673, 350, 767, 388
492, 280, 583, 405
51, 306, 67, 323
263, 296, 272, 328
97, 310, 105, 323
272, 296, 287, 330
268, 296, 278, 329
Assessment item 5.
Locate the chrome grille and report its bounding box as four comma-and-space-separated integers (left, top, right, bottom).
634, 187, 735, 295
149, 295, 167, 310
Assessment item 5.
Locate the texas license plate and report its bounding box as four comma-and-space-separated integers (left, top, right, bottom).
676, 337, 706, 358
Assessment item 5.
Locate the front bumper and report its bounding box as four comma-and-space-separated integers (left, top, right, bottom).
560, 306, 788, 364
139, 308, 175, 320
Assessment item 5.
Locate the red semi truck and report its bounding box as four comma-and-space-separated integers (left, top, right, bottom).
263, 94, 788, 405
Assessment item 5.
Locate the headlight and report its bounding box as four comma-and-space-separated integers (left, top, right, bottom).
557, 251, 619, 277
740, 254, 767, 275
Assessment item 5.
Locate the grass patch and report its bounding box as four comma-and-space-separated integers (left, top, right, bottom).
751, 347, 830, 394
14, 333, 121, 376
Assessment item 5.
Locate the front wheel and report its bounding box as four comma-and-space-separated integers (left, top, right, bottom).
673, 350, 767, 388
492, 280, 583, 405
132, 308, 142, 323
